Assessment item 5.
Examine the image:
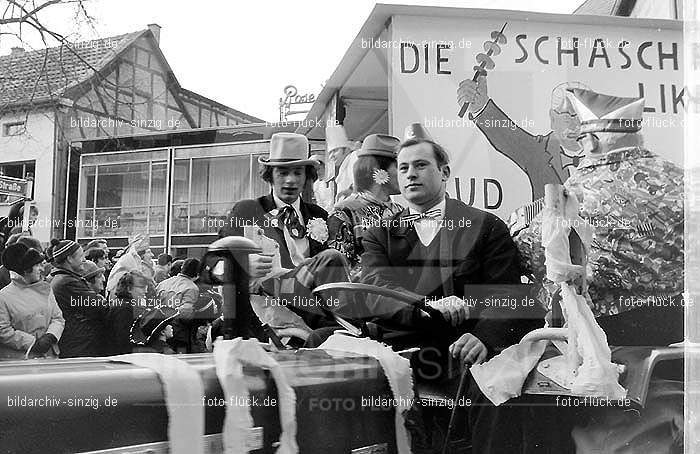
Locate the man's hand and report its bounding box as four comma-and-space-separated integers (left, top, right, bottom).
457, 76, 488, 115
248, 253, 274, 278
426, 295, 470, 327
449, 333, 487, 366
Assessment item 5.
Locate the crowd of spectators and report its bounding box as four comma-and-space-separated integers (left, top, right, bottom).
0, 233, 218, 360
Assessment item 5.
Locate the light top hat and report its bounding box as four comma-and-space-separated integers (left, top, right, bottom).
403, 122, 433, 141
258, 132, 319, 167
565, 88, 644, 135
325, 124, 352, 153
356, 134, 400, 159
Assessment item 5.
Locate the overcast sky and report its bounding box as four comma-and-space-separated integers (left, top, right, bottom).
6, 0, 585, 121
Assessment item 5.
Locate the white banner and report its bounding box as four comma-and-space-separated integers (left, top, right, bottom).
390, 13, 684, 219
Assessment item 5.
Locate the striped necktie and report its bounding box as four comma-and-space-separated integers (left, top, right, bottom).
400, 208, 442, 224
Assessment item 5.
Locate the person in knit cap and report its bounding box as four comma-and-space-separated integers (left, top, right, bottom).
327, 133, 404, 278
47, 238, 108, 358
0, 243, 64, 359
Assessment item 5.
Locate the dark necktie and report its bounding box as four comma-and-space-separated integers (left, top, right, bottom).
278, 205, 306, 239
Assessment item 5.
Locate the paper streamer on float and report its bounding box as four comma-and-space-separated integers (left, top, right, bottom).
471, 190, 625, 404
319, 334, 414, 454
559, 283, 626, 399
542, 194, 625, 399
541, 192, 592, 284
213, 338, 298, 454
470, 337, 549, 406
111, 353, 204, 454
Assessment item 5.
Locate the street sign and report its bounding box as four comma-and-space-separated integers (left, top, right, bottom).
0, 175, 30, 198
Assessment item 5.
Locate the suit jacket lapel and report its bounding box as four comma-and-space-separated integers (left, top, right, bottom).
439, 199, 459, 296
388, 208, 419, 264
259, 194, 292, 265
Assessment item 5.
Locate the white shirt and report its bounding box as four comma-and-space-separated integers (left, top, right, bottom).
273, 194, 310, 266
409, 199, 446, 246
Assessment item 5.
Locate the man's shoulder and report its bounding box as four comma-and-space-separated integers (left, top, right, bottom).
447, 198, 502, 225
232, 197, 267, 212
302, 200, 328, 220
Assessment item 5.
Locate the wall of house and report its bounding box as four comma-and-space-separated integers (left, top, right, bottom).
0, 109, 56, 243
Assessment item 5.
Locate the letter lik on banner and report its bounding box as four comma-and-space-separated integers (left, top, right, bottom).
110, 353, 205, 454
213, 338, 298, 454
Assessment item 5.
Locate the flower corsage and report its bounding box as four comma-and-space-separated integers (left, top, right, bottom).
306, 217, 329, 243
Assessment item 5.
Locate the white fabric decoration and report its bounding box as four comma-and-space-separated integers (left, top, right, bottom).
214, 338, 298, 454
471, 191, 625, 405
111, 353, 205, 454
319, 334, 414, 454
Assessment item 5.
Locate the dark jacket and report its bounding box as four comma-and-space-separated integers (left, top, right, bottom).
50, 267, 108, 358
219, 193, 328, 268
104, 297, 134, 356
0, 266, 10, 291
360, 198, 543, 353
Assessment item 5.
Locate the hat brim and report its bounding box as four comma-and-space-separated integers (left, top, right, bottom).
356, 149, 397, 159
258, 157, 321, 167
130, 307, 179, 345
580, 119, 641, 134
82, 266, 105, 281
327, 142, 353, 153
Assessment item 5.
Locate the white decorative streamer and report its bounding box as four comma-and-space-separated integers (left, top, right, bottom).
319, 334, 414, 454
213, 338, 298, 454
111, 353, 205, 454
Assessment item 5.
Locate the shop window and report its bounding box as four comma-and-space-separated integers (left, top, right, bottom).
79, 157, 167, 238
3, 121, 25, 136
0, 161, 34, 180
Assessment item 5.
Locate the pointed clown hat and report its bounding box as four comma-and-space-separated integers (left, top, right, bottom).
565, 88, 644, 134
325, 124, 352, 153
403, 122, 433, 141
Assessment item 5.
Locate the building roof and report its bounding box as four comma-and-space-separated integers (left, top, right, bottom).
180, 88, 263, 124
0, 28, 260, 122
0, 31, 144, 108
572, 0, 635, 16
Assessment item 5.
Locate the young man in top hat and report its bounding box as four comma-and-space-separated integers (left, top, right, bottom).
358, 133, 542, 371
327, 133, 403, 278
219, 132, 350, 335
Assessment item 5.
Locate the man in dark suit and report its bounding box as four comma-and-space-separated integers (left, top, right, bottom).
359, 136, 543, 369
359, 136, 546, 453
219, 132, 350, 332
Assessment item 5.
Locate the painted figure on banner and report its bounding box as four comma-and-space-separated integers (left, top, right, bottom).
457, 76, 588, 200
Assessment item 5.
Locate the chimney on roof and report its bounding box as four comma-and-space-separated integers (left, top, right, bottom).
10, 47, 24, 55
147, 23, 161, 44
